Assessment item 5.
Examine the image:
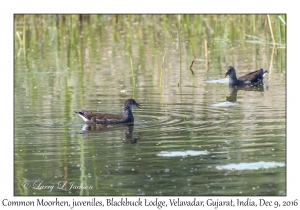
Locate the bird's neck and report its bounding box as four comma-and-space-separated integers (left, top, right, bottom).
122, 106, 133, 121
229, 73, 238, 85
122, 106, 131, 113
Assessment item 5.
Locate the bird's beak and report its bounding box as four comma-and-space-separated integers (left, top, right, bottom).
136, 103, 141, 108
225, 71, 229, 77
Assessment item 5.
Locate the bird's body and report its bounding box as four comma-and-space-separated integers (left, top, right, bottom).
75, 99, 141, 124
225, 66, 267, 86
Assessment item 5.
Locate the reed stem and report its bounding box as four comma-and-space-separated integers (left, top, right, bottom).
130, 56, 135, 98
160, 52, 166, 88
204, 40, 209, 70
267, 15, 276, 44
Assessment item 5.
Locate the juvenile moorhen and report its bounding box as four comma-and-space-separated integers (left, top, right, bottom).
75, 99, 141, 124
225, 66, 268, 86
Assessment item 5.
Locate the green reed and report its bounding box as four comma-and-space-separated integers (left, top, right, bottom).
130, 56, 135, 98
15, 14, 286, 50
160, 52, 166, 88
14, 14, 286, 97
267, 15, 275, 44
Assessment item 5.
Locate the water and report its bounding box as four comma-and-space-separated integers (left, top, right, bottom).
14, 15, 286, 196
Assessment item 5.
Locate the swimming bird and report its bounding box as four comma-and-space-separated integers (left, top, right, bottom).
225, 66, 268, 86
75, 99, 141, 124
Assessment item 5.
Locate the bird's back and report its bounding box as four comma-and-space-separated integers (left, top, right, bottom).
238, 69, 262, 82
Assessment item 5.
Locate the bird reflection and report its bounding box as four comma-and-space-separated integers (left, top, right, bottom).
226, 85, 268, 102
79, 124, 139, 143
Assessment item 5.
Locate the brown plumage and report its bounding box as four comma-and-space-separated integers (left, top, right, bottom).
225, 66, 268, 86
75, 99, 141, 124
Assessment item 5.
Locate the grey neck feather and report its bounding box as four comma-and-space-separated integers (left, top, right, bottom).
229, 72, 239, 85
122, 105, 133, 122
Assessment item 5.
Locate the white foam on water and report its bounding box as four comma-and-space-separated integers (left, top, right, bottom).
157, 150, 210, 157
205, 78, 229, 84
210, 101, 237, 107
216, 161, 285, 171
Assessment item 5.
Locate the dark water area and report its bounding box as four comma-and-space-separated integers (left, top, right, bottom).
14, 15, 286, 196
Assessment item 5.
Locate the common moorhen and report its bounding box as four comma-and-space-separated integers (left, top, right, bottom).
75, 99, 141, 124
225, 66, 268, 86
